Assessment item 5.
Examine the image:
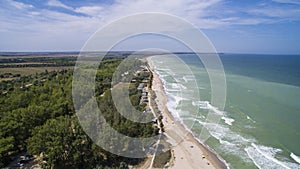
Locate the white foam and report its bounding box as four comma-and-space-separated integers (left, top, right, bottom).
166, 102, 180, 120
165, 88, 181, 92
219, 139, 235, 146
192, 101, 224, 116
245, 146, 263, 169
251, 143, 284, 165
165, 69, 175, 76
155, 68, 168, 78
171, 83, 180, 89
244, 125, 255, 129
171, 83, 187, 90
180, 84, 187, 90
192, 101, 210, 109
291, 153, 300, 164
246, 143, 300, 169
247, 115, 256, 123
197, 86, 206, 90
192, 117, 262, 165
194, 118, 254, 144
222, 117, 235, 126
182, 75, 195, 82
165, 93, 189, 120
168, 93, 185, 105
207, 103, 224, 116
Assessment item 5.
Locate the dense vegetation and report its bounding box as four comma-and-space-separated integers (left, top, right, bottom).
0, 57, 155, 168
0, 57, 76, 68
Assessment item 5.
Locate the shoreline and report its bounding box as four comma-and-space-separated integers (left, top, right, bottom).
146, 56, 228, 169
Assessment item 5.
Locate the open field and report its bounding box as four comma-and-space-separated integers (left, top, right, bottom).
0, 66, 73, 76
0, 53, 78, 59
0, 62, 54, 65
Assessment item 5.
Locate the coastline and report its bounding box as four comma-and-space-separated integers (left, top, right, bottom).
146, 56, 228, 169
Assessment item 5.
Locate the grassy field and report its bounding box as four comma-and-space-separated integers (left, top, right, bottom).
0, 62, 54, 65
0, 66, 73, 76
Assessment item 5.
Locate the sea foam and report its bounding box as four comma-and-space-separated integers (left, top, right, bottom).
221, 117, 235, 126
291, 153, 300, 164
245, 143, 300, 169
182, 75, 195, 82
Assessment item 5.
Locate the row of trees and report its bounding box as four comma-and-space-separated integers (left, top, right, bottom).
0, 57, 76, 68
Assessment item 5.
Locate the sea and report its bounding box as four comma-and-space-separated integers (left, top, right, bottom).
149, 53, 300, 169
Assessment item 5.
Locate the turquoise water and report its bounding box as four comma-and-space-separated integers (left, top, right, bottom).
150, 54, 300, 169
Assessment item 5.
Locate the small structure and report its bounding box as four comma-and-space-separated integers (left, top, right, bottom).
25, 84, 32, 88
141, 98, 149, 103
142, 87, 148, 93
151, 118, 158, 124
137, 83, 144, 90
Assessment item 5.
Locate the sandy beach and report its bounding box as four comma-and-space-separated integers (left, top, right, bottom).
147, 56, 228, 169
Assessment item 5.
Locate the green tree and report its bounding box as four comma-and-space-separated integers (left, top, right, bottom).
0, 136, 14, 167
27, 116, 74, 168
27, 115, 105, 169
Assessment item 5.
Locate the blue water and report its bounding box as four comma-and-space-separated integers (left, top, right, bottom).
150, 54, 300, 169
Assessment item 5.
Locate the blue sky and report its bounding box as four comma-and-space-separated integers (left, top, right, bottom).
0, 0, 300, 54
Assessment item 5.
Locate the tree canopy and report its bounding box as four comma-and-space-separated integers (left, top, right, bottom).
0, 57, 155, 168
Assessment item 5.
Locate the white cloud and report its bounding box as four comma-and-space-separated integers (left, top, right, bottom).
46, 0, 73, 10
6, 0, 33, 10
0, 0, 228, 51
74, 6, 104, 17
272, 0, 300, 5
249, 7, 300, 20
0, 0, 299, 51
83, 0, 225, 28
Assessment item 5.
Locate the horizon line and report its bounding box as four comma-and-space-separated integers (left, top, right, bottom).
0, 51, 300, 56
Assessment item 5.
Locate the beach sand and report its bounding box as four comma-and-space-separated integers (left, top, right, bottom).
147, 56, 228, 169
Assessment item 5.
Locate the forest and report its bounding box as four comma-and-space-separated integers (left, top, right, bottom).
0, 56, 156, 168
